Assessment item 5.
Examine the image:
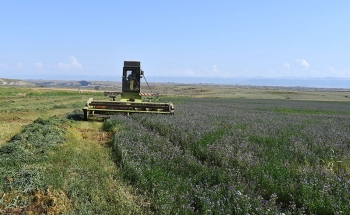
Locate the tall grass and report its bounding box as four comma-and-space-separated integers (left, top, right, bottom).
0, 86, 148, 214
0, 114, 147, 214
109, 98, 350, 214
0, 86, 102, 145
2, 86, 350, 214
0, 117, 69, 213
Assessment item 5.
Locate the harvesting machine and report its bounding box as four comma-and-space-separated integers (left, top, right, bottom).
82, 61, 174, 120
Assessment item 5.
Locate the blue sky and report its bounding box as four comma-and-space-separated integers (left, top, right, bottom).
0, 1, 349, 81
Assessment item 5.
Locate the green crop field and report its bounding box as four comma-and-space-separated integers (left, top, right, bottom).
1, 86, 350, 214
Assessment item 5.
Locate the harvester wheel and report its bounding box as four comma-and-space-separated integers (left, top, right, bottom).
83, 109, 89, 121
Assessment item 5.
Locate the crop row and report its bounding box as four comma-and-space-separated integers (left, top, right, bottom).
108, 115, 281, 214
0, 117, 67, 212
110, 98, 350, 214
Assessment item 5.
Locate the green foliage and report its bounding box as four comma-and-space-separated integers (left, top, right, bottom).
10, 118, 65, 151
272, 107, 342, 114
2, 86, 350, 214
109, 98, 350, 214
110, 115, 281, 214
0, 118, 66, 192
267, 91, 298, 95
2, 167, 43, 192
0, 87, 25, 96
27, 91, 78, 97
102, 116, 121, 132
0, 87, 146, 214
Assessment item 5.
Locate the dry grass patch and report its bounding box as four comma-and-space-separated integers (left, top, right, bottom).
0, 188, 71, 215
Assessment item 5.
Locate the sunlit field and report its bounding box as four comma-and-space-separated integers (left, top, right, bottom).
109, 97, 350, 214
1, 86, 350, 214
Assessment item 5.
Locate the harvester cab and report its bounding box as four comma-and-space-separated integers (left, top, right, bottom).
121, 61, 143, 101
82, 61, 174, 120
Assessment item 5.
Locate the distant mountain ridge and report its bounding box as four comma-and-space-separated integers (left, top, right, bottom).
1, 77, 349, 89
146, 77, 350, 89
26, 79, 119, 88
0, 78, 34, 86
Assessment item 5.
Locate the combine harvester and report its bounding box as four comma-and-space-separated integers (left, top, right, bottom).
82, 61, 174, 120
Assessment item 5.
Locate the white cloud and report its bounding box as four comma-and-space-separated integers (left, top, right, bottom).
284, 63, 290, 70
16, 62, 23, 69
327, 66, 350, 78
34, 62, 43, 69
296, 59, 309, 69
209, 65, 233, 77
156, 65, 232, 78
0, 63, 9, 68
200, 65, 223, 76
328, 66, 336, 73
164, 68, 197, 77
212, 65, 220, 75
183, 68, 196, 76
58, 56, 83, 70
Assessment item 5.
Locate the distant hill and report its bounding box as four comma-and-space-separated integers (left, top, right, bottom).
2, 77, 349, 90
146, 77, 350, 89
0, 78, 35, 86
27, 80, 92, 87
25, 79, 121, 90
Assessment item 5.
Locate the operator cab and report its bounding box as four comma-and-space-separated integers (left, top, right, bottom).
122, 61, 144, 92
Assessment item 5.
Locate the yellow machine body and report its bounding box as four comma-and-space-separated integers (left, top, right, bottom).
82, 61, 174, 120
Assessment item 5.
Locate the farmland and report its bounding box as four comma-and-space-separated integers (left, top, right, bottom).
1, 85, 350, 214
